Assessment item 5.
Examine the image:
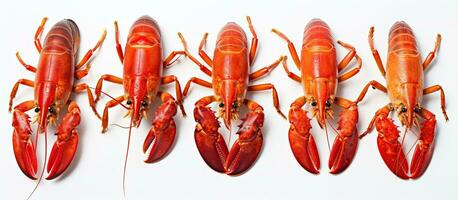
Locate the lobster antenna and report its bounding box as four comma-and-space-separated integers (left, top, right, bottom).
407, 136, 419, 156
34, 130, 39, 154
26, 127, 47, 200
228, 123, 232, 147
111, 123, 131, 129
394, 125, 408, 175
406, 127, 420, 156
89, 86, 129, 110
324, 120, 331, 152
123, 116, 134, 200
326, 120, 338, 136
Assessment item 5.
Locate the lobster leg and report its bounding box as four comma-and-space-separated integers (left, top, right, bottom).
163, 50, 186, 68
248, 56, 283, 81
16, 52, 37, 73
337, 40, 357, 72
423, 85, 448, 121
225, 99, 264, 175
183, 77, 213, 96
74, 62, 92, 80
337, 41, 362, 82
163, 32, 189, 68
246, 16, 258, 65
34, 17, 48, 52
288, 96, 320, 174
143, 92, 178, 163
194, 96, 228, 173
271, 28, 301, 69
247, 84, 286, 119
354, 80, 387, 107
410, 108, 436, 179
114, 21, 124, 63
9, 79, 34, 112
280, 56, 301, 82
75, 29, 107, 69
368, 27, 386, 77
178, 32, 212, 76
423, 34, 441, 71
46, 101, 80, 180
198, 33, 213, 67
12, 100, 37, 179
101, 95, 127, 133
161, 75, 186, 116
74, 83, 100, 119
329, 97, 359, 174
94, 74, 123, 102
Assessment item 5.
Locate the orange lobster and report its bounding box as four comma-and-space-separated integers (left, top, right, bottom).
180, 16, 285, 175
9, 17, 106, 181
358, 22, 448, 179
272, 19, 361, 174
92, 16, 186, 194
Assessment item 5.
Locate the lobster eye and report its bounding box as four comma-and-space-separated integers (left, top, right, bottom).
141, 100, 148, 107
34, 107, 40, 113
219, 102, 224, 108
311, 101, 317, 106
401, 107, 407, 113
414, 107, 420, 113
232, 102, 238, 109
48, 107, 54, 114
325, 100, 331, 107
126, 100, 132, 105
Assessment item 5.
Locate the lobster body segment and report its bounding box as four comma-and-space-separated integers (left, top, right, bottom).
273, 19, 362, 174
182, 16, 285, 175
359, 21, 448, 179
9, 17, 106, 181
386, 22, 424, 121
301, 19, 337, 93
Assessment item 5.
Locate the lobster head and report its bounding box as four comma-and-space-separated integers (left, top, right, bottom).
219, 80, 244, 130
309, 79, 335, 128
394, 84, 421, 128
36, 82, 60, 133
126, 78, 151, 127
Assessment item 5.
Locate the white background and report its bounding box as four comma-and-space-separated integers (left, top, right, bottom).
1, 0, 457, 199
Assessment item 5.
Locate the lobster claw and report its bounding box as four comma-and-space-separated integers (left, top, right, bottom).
288, 107, 320, 174
329, 105, 358, 174
194, 105, 228, 173
12, 110, 38, 180
143, 98, 177, 163
46, 104, 80, 180
225, 110, 264, 175
410, 113, 436, 179
375, 114, 409, 179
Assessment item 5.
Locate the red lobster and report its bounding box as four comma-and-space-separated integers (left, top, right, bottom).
181, 16, 285, 175
272, 19, 361, 174
358, 22, 448, 179
9, 17, 106, 180
92, 16, 186, 193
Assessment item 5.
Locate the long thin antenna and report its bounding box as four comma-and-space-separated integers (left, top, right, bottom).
26, 127, 47, 200
394, 126, 408, 175
111, 123, 131, 129
324, 120, 331, 152
227, 124, 232, 147
123, 116, 134, 199
327, 120, 338, 136
406, 127, 420, 156
89, 86, 129, 110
